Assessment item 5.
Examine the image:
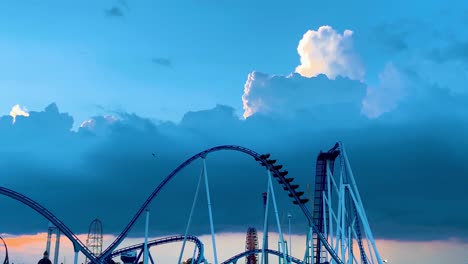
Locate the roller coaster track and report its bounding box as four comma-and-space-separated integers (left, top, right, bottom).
99, 145, 343, 264
221, 249, 303, 264
1, 236, 8, 264
1, 145, 343, 264
110, 235, 205, 263
0, 187, 99, 262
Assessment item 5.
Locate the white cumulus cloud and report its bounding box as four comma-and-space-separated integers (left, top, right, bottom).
242, 25, 368, 119
295, 25, 365, 81
9, 104, 29, 123
242, 71, 365, 120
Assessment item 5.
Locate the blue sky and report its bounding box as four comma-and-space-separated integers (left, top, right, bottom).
1, 0, 468, 263
2, 0, 466, 125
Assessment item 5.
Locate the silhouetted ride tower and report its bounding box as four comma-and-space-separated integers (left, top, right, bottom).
85, 219, 103, 264
245, 227, 259, 264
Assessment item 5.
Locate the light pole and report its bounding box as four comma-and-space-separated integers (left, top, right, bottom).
287, 213, 292, 258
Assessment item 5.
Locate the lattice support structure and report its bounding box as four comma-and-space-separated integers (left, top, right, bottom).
245, 227, 259, 264
308, 142, 384, 264
1, 144, 383, 264
85, 219, 103, 264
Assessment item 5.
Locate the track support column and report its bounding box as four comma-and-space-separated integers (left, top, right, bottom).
267, 170, 288, 264
261, 187, 270, 264
202, 157, 219, 264
178, 166, 203, 264
190, 244, 197, 264
72, 243, 79, 264
54, 230, 61, 264
46, 222, 53, 255
144, 209, 150, 264
340, 142, 383, 264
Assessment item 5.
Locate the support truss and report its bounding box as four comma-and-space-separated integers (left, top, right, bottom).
307, 142, 383, 264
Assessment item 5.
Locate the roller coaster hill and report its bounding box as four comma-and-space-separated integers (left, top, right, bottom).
0, 142, 385, 264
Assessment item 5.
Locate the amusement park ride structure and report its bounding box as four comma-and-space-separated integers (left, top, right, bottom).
0, 142, 384, 264
46, 222, 61, 264
245, 227, 259, 264
85, 219, 103, 264
0, 236, 8, 264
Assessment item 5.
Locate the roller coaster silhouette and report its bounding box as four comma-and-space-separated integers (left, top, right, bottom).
0, 143, 383, 264
0, 236, 8, 264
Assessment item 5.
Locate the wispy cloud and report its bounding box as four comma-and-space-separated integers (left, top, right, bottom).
117, 0, 129, 10
105, 6, 124, 17
151, 57, 172, 68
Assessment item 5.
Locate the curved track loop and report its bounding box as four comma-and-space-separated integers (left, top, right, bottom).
1, 236, 9, 264
0, 187, 99, 262
110, 235, 204, 263
100, 145, 343, 264
221, 249, 303, 264
0, 145, 342, 264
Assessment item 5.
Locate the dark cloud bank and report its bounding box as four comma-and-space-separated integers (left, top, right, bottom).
1, 73, 468, 243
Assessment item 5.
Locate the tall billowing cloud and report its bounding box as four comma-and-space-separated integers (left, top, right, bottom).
243, 25, 367, 119
295, 26, 365, 81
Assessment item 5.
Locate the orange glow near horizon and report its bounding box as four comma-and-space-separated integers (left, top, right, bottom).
2, 232, 468, 263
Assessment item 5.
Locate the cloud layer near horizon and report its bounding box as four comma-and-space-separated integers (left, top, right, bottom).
1, 94, 468, 242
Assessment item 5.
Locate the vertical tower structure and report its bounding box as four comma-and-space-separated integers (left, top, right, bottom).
308, 142, 384, 264
85, 219, 103, 264
312, 144, 340, 264
45, 222, 61, 264
245, 227, 259, 264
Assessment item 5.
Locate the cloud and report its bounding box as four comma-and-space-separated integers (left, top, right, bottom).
9, 104, 29, 123
151, 57, 172, 68
295, 26, 365, 81
429, 41, 468, 64
1, 99, 468, 243
241, 71, 366, 122
369, 20, 468, 98
79, 115, 118, 135
374, 24, 409, 53
361, 63, 408, 118
117, 0, 129, 10
2, 24, 468, 247
371, 21, 425, 54
105, 6, 124, 17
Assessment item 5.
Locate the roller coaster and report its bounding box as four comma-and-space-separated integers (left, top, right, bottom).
0, 236, 8, 264
110, 235, 205, 264
0, 143, 383, 264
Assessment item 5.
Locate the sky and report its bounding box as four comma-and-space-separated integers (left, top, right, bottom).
1, 0, 468, 263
